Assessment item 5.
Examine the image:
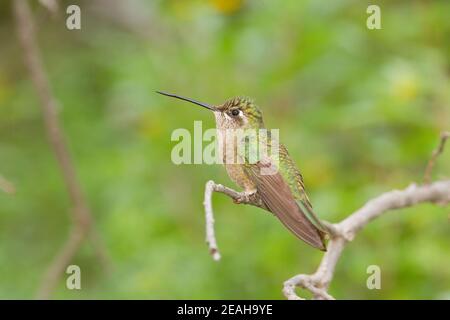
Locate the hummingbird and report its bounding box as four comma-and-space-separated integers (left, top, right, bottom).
157, 91, 327, 251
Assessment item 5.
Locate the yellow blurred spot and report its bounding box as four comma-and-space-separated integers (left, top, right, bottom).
391, 75, 419, 103
210, 0, 243, 14
386, 63, 419, 103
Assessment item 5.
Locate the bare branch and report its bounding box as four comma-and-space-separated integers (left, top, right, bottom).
13, 0, 110, 299
203, 179, 450, 298
203, 180, 265, 261
203, 181, 222, 261
282, 180, 450, 300
36, 226, 85, 299
424, 131, 449, 184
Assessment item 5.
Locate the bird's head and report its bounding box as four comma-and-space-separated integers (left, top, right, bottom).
157, 91, 265, 130
214, 97, 264, 130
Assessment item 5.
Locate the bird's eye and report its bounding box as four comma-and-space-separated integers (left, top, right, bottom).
231, 109, 240, 117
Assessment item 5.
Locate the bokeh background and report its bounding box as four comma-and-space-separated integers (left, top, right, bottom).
0, 0, 449, 299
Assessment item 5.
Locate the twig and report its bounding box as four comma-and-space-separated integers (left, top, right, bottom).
36, 226, 85, 298
424, 131, 449, 184
203, 180, 265, 261
203, 181, 222, 261
13, 0, 110, 299
283, 180, 450, 299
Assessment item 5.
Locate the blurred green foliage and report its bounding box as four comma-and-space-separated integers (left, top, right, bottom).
0, 0, 449, 299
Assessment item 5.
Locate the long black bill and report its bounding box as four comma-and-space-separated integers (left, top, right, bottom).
156, 91, 216, 111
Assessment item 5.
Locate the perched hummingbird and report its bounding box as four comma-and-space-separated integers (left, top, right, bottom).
157, 91, 327, 251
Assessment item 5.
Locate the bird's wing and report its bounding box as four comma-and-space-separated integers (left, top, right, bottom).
278, 144, 327, 233
244, 158, 326, 251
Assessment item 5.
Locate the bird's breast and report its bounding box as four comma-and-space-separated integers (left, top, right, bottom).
216, 129, 256, 192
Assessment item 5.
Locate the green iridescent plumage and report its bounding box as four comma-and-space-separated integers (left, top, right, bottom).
218, 97, 264, 128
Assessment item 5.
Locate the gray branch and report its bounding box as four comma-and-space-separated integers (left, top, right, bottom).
283, 180, 450, 300
203, 179, 450, 299
13, 0, 110, 299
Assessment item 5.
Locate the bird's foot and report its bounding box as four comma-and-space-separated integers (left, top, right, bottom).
233, 190, 258, 204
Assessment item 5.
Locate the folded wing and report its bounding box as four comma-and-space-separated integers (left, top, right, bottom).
245, 160, 327, 251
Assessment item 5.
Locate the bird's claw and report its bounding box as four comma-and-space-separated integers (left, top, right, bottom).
233, 191, 257, 204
